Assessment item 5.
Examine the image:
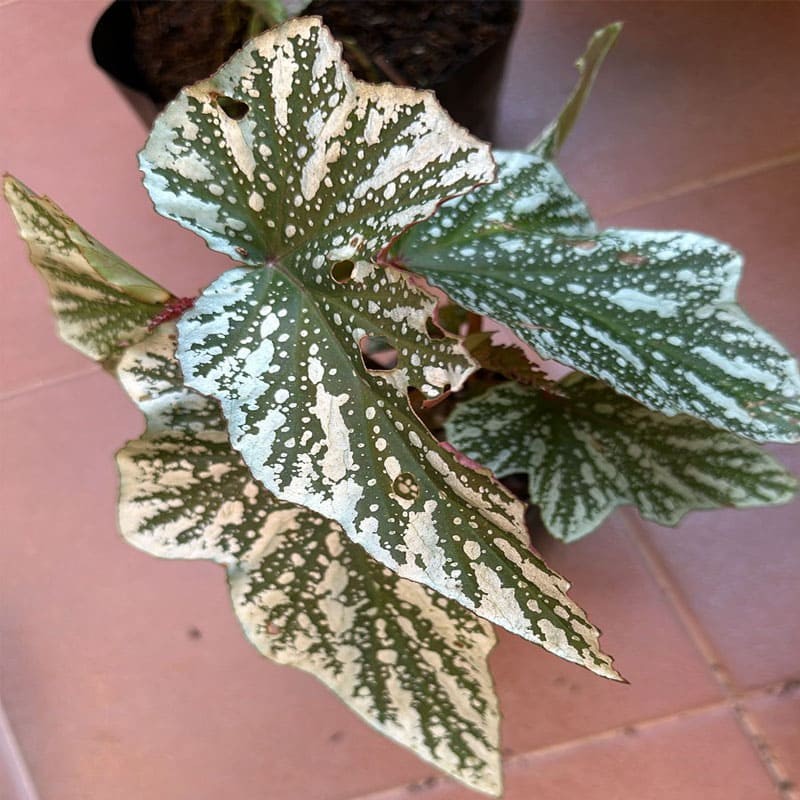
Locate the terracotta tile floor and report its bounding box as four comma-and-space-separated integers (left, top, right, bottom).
1, 1, 798, 799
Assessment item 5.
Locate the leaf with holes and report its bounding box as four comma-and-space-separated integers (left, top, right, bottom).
141, 18, 620, 679
446, 376, 798, 541
395, 150, 800, 443
117, 324, 502, 795
3, 175, 170, 363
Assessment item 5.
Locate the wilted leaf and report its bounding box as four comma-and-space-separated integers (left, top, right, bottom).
3, 175, 170, 363
463, 331, 559, 391
529, 23, 622, 160
142, 19, 620, 678
117, 324, 502, 795
447, 376, 798, 541
396, 151, 800, 443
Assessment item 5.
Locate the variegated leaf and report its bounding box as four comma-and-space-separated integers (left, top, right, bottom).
529, 23, 622, 160
446, 376, 798, 541
140, 18, 620, 677
3, 175, 170, 363
177, 263, 619, 679
117, 325, 502, 795
395, 151, 800, 443
139, 17, 493, 268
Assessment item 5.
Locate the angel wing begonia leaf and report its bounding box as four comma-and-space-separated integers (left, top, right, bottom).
140, 18, 620, 677
3, 175, 170, 363
177, 263, 619, 679
395, 151, 800, 443
446, 377, 798, 541
139, 17, 494, 268
117, 325, 502, 795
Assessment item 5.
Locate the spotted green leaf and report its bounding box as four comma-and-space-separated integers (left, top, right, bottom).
3, 175, 170, 363
177, 262, 619, 679
139, 17, 493, 268
395, 151, 800, 443
446, 377, 798, 541
117, 324, 502, 795
140, 19, 620, 678
529, 23, 622, 160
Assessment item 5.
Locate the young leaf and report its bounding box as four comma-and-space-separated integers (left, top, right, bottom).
529, 23, 623, 160
3, 175, 171, 363
446, 377, 798, 541
395, 151, 800, 443
117, 325, 502, 795
141, 18, 621, 678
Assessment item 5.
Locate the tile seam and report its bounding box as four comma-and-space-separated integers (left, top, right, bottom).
598, 150, 800, 221
0, 365, 101, 403
342, 689, 781, 800
623, 512, 797, 800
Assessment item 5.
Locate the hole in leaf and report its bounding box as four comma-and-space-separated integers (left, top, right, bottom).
359, 335, 398, 371
617, 251, 648, 266
426, 317, 446, 339
216, 95, 249, 120
392, 472, 420, 504
331, 259, 355, 283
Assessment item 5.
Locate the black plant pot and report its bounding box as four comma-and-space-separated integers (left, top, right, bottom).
91, 0, 520, 142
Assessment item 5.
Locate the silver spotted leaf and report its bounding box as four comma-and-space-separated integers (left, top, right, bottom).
446, 377, 798, 541
177, 263, 620, 680
139, 17, 494, 268
395, 150, 800, 443
3, 175, 171, 363
140, 18, 620, 677
117, 324, 502, 795
529, 23, 622, 160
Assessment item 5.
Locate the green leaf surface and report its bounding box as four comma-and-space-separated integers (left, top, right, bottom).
3, 175, 170, 363
140, 19, 620, 678
117, 325, 502, 795
529, 23, 622, 160
446, 377, 798, 541
177, 262, 619, 679
396, 151, 800, 443
139, 17, 494, 268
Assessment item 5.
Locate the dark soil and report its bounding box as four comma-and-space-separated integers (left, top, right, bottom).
92, 0, 519, 138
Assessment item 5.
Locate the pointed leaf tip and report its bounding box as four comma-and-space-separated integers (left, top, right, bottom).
529, 21, 622, 159
117, 324, 503, 795
4, 175, 170, 363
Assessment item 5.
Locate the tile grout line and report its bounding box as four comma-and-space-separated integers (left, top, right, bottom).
622, 513, 798, 800
344, 680, 795, 800
0, 365, 101, 403
597, 150, 800, 221
0, 701, 40, 800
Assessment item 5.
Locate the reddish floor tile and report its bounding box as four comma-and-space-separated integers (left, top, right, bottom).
0, 373, 442, 800
606, 161, 800, 354
375, 707, 779, 800
634, 446, 799, 691
1, 0, 230, 396
497, 1, 800, 215
606, 164, 800, 690
491, 519, 721, 757
0, 704, 35, 800
746, 685, 800, 795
